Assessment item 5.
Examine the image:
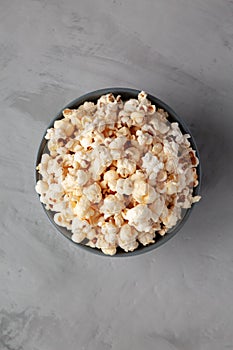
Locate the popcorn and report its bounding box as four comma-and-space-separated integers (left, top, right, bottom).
136, 130, 153, 146
73, 196, 94, 220
71, 218, 95, 243
117, 158, 136, 177
83, 183, 102, 203
54, 119, 74, 137
103, 169, 119, 191
125, 147, 141, 162
130, 111, 145, 125
116, 178, 133, 195
149, 196, 165, 222
35, 180, 48, 195
141, 152, 164, 177
132, 180, 157, 204
100, 195, 124, 219
124, 99, 139, 113
118, 224, 139, 252
101, 222, 119, 244
76, 169, 89, 186
124, 204, 153, 232
138, 231, 155, 246
36, 91, 201, 255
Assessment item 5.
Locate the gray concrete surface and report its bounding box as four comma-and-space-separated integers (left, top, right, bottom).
1, 0, 233, 349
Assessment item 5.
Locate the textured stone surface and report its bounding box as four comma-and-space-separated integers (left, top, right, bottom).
1, 0, 233, 349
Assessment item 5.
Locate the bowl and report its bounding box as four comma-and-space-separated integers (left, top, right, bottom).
35, 88, 201, 257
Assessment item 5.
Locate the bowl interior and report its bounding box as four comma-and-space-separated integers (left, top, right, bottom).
36, 88, 201, 257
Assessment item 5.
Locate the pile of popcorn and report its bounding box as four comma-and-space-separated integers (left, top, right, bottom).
36, 91, 201, 255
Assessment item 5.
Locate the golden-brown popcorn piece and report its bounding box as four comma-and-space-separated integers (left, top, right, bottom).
157, 169, 167, 182
152, 142, 163, 155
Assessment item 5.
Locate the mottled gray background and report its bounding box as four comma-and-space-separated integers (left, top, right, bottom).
1, 0, 233, 349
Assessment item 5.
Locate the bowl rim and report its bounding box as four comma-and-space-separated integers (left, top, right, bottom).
35, 87, 202, 257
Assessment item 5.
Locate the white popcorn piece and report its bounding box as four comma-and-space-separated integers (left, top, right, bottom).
101, 222, 119, 244
149, 196, 165, 222
117, 158, 136, 177
136, 130, 153, 146
90, 145, 112, 180
138, 231, 155, 246
108, 136, 126, 159
124, 99, 139, 113
130, 111, 145, 125
132, 180, 157, 204
114, 213, 124, 227
76, 169, 89, 186
162, 207, 181, 228
192, 195, 201, 203
73, 196, 94, 219
118, 224, 139, 252
109, 136, 127, 150
116, 177, 134, 195
141, 152, 164, 176
125, 146, 141, 162
54, 213, 67, 228
118, 239, 139, 252
116, 126, 131, 138
138, 91, 148, 104
54, 119, 75, 137
119, 224, 137, 242
83, 183, 102, 203
147, 104, 156, 115
71, 218, 90, 243
95, 234, 109, 249
124, 204, 153, 232
100, 195, 124, 219
103, 169, 119, 191
79, 135, 93, 149
35, 180, 49, 195
101, 246, 117, 256
156, 170, 167, 182
131, 170, 146, 182
150, 114, 170, 134
152, 142, 163, 155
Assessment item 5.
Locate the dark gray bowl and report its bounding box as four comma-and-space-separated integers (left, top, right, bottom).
35, 88, 201, 257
